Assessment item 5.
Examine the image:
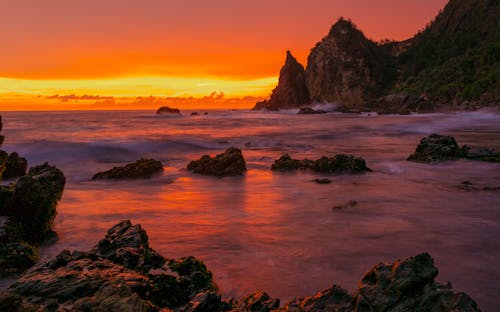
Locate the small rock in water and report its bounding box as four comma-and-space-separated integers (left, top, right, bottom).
91, 158, 163, 180
187, 147, 247, 177
272, 154, 371, 174
313, 178, 331, 184
298, 107, 327, 114
332, 200, 358, 210
191, 112, 199, 116
156, 106, 181, 115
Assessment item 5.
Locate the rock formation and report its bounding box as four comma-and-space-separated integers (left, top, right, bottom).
92, 158, 163, 180
0, 221, 481, 311
2, 152, 28, 179
187, 147, 247, 177
408, 134, 500, 163
156, 106, 181, 115
252, 51, 310, 111
0, 163, 65, 275
297, 107, 327, 114
305, 18, 396, 109
253, 0, 499, 112
272, 154, 371, 173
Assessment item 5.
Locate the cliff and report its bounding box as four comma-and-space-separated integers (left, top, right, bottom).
253, 51, 310, 110
253, 0, 499, 112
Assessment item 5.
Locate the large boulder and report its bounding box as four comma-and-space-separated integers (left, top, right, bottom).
187, 147, 247, 177
252, 51, 310, 111
272, 154, 371, 174
92, 158, 163, 180
297, 107, 327, 115
0, 163, 65, 242
156, 106, 181, 115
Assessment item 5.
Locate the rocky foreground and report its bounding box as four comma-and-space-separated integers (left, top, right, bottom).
0, 220, 480, 311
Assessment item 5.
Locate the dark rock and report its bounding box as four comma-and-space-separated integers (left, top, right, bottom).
191, 112, 200, 116
0, 163, 65, 242
272, 154, 371, 174
251, 100, 269, 111
306, 18, 397, 108
238, 290, 280, 312
252, 51, 310, 111
297, 107, 327, 114
332, 200, 358, 211
187, 147, 247, 177
182, 291, 221, 312
463, 146, 500, 162
284, 285, 351, 311
92, 158, 163, 180
351, 253, 479, 311
156, 106, 181, 115
2, 152, 28, 179
91, 220, 165, 271
313, 178, 331, 184
408, 134, 467, 162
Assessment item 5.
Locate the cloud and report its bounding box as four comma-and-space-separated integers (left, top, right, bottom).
47, 94, 113, 102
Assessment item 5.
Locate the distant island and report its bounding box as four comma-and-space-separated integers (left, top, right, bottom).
253, 0, 499, 113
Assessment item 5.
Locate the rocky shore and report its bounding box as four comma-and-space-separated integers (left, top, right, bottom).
0, 220, 481, 311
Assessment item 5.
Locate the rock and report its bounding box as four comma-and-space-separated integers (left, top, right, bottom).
297, 107, 327, 114
0, 163, 65, 242
2, 152, 28, 179
0, 220, 218, 312
272, 154, 371, 174
156, 106, 181, 115
92, 158, 163, 180
408, 134, 467, 162
305, 18, 396, 108
351, 253, 479, 311
463, 146, 500, 162
284, 285, 351, 311
332, 200, 358, 211
91, 220, 165, 272
313, 178, 331, 184
238, 290, 280, 312
252, 51, 310, 111
191, 112, 200, 116
251, 100, 269, 111
0, 150, 7, 181
187, 147, 247, 177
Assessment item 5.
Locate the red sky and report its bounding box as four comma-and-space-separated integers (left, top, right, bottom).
0, 0, 448, 109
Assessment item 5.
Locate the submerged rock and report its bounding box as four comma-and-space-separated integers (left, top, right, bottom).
408, 134, 500, 163
297, 107, 327, 114
0, 221, 481, 311
92, 158, 163, 180
187, 147, 247, 177
272, 154, 371, 174
156, 106, 181, 115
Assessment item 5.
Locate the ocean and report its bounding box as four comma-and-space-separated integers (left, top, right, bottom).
1, 109, 499, 310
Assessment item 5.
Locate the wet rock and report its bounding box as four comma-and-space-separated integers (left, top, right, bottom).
0, 220, 219, 311
0, 217, 39, 276
284, 285, 351, 311
191, 112, 200, 116
0, 163, 65, 242
252, 51, 310, 111
2, 152, 28, 179
313, 178, 331, 184
91, 220, 165, 271
156, 106, 181, 115
92, 158, 163, 180
408, 134, 467, 162
187, 147, 247, 177
351, 253, 479, 311
458, 180, 500, 191
272, 154, 371, 174
238, 290, 280, 312
332, 200, 358, 211
297, 107, 327, 114
463, 146, 500, 162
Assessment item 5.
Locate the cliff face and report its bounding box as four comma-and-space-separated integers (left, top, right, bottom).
253, 51, 309, 110
254, 0, 499, 112
305, 18, 396, 107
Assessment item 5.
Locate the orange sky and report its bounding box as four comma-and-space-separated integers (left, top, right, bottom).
0, 0, 448, 110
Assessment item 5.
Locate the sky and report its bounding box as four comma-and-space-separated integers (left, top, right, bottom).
0, 0, 448, 110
